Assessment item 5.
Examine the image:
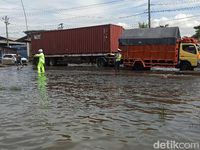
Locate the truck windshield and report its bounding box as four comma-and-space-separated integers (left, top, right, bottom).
182, 45, 197, 54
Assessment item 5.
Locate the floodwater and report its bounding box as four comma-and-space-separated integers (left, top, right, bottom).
0, 65, 200, 150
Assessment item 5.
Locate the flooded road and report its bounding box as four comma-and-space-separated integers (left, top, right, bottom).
0, 65, 200, 150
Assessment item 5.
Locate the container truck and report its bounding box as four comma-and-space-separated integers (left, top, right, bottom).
119, 27, 200, 71
30, 24, 124, 67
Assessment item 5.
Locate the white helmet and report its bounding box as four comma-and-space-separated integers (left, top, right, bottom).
38, 49, 43, 53
117, 48, 122, 52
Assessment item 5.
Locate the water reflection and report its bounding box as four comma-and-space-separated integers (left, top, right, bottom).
37, 73, 49, 107
0, 66, 200, 150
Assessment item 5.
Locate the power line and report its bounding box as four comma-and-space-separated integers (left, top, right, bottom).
54, 0, 125, 11
151, 5, 200, 13
6, 10, 200, 28
0, 0, 147, 22
25, 1, 147, 17
0, 0, 128, 11
166, 14, 200, 21
118, 12, 147, 19
0, 0, 146, 16
2, 14, 200, 37
3, 2, 147, 21
151, 0, 200, 6
1, 0, 200, 37
11, 15, 200, 29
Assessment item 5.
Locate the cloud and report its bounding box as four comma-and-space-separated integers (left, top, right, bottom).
152, 13, 200, 36
52, 0, 107, 22
117, 22, 131, 29
0, 0, 200, 38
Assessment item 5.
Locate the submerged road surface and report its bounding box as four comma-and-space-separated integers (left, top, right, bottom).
0, 65, 200, 150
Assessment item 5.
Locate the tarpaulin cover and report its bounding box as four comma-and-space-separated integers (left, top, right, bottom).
119, 27, 181, 45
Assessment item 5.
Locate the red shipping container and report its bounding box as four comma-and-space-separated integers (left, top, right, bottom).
31, 24, 124, 55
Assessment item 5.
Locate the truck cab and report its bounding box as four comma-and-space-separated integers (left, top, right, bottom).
178, 37, 200, 70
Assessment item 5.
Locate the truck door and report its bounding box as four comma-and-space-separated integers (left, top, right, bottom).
179, 43, 198, 67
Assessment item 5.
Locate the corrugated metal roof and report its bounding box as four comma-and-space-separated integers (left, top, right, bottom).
0, 40, 25, 45
0, 36, 17, 41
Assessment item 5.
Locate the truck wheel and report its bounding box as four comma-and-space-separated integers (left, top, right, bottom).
96, 57, 106, 67
180, 61, 192, 71
133, 62, 144, 71
49, 58, 57, 66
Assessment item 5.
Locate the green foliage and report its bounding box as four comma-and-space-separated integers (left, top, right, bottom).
192, 25, 200, 39
160, 24, 169, 28
138, 22, 148, 28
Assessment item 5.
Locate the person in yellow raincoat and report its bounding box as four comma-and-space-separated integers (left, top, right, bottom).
34, 49, 45, 74
115, 48, 122, 71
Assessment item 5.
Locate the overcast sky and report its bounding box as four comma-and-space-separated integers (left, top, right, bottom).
0, 0, 200, 38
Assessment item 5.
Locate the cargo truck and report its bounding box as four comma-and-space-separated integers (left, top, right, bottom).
30, 24, 124, 67
119, 27, 200, 71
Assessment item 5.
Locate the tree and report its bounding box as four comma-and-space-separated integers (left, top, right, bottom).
192, 25, 200, 39
138, 22, 148, 28
160, 24, 169, 28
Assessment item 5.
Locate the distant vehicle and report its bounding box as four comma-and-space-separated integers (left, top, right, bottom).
2, 54, 16, 65
2, 54, 28, 65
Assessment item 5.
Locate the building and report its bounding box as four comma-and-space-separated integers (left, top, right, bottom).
0, 35, 28, 58
0, 36, 17, 58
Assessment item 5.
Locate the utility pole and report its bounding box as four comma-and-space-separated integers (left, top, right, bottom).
148, 0, 151, 28
2, 16, 10, 47
20, 0, 28, 31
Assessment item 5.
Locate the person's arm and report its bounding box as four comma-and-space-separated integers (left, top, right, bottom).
34, 53, 42, 57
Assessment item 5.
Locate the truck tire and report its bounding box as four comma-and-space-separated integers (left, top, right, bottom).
133, 62, 144, 71
180, 61, 192, 71
96, 57, 106, 67
49, 58, 57, 66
